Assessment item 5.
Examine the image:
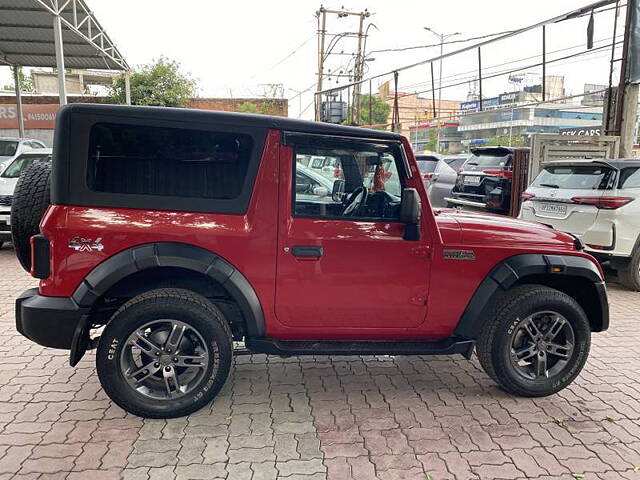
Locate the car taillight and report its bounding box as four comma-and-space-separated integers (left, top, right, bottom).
334, 168, 342, 178
571, 196, 634, 209
423, 172, 439, 181
521, 192, 535, 201
483, 169, 513, 179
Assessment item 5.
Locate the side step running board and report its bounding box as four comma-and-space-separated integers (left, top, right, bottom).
244, 338, 476, 359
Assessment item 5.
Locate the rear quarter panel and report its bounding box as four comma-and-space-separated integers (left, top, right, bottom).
39, 130, 282, 332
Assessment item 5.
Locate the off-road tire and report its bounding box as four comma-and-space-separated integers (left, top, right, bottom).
476, 284, 591, 397
10, 160, 51, 272
96, 288, 233, 418
617, 246, 640, 291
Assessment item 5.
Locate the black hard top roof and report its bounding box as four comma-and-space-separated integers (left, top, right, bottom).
60, 103, 403, 141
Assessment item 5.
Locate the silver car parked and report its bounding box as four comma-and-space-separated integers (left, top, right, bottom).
416, 154, 458, 208
0, 138, 47, 173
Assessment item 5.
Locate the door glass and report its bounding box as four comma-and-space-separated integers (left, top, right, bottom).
293, 144, 403, 220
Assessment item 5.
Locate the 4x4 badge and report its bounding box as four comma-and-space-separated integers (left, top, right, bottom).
69, 237, 104, 252
443, 249, 475, 261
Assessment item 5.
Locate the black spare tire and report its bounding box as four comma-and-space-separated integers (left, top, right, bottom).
11, 160, 51, 272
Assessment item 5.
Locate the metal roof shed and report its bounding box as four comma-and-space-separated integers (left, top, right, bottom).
0, 0, 130, 136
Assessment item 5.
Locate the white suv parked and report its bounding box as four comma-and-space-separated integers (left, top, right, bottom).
0, 149, 52, 249
520, 159, 640, 290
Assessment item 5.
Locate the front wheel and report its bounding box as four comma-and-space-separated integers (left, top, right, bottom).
477, 285, 591, 397
96, 288, 233, 418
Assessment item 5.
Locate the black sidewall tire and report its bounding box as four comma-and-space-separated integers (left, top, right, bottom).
618, 247, 640, 291
484, 287, 591, 397
10, 160, 51, 272
96, 292, 233, 418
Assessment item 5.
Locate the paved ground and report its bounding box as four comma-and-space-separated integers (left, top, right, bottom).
1, 247, 640, 480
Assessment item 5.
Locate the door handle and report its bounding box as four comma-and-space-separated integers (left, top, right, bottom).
291, 246, 324, 258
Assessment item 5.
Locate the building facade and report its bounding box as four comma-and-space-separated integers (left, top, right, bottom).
458, 103, 603, 147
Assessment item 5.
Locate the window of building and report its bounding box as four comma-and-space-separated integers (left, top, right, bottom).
87, 123, 253, 200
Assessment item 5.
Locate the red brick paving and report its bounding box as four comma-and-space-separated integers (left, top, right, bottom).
0, 246, 639, 479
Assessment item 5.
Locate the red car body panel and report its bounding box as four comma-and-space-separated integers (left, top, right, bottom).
37, 131, 601, 341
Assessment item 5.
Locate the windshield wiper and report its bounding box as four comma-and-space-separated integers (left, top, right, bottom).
539, 183, 560, 188
466, 162, 478, 166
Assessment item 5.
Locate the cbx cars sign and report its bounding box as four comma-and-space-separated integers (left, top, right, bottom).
559, 126, 602, 136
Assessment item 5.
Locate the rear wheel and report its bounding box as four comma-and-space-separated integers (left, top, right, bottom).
477, 285, 591, 397
96, 288, 233, 418
618, 247, 640, 291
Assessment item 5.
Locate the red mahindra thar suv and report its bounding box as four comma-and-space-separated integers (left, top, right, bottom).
13, 104, 609, 418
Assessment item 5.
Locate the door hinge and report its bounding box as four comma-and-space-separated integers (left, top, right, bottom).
411, 246, 431, 259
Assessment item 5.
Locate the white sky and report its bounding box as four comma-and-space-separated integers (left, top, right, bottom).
1, 0, 625, 120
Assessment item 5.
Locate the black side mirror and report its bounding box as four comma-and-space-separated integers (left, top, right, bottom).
400, 188, 421, 241
332, 179, 345, 202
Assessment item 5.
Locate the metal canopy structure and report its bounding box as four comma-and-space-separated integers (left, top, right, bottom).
0, 0, 130, 136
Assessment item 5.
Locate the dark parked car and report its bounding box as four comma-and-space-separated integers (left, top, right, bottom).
446, 146, 525, 214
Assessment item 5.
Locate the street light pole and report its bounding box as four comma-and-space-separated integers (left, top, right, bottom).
424, 27, 460, 153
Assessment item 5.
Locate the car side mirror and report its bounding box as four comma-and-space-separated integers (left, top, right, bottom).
400, 188, 421, 241
332, 179, 345, 202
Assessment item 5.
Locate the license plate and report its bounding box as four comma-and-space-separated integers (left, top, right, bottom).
536, 202, 567, 216
463, 175, 481, 186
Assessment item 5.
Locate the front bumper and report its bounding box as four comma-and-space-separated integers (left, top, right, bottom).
16, 288, 88, 350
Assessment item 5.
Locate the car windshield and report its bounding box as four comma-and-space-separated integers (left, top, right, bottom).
0, 154, 50, 178
0, 140, 18, 156
532, 165, 613, 190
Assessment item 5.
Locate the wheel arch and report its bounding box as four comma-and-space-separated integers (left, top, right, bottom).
454, 253, 609, 339
72, 242, 265, 339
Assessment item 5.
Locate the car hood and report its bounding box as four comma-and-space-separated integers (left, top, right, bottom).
0, 177, 17, 196
435, 208, 576, 249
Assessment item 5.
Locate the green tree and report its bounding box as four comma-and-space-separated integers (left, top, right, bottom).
425, 128, 438, 152
237, 102, 259, 114
2, 67, 34, 92
484, 134, 528, 147
355, 94, 391, 127
109, 57, 197, 107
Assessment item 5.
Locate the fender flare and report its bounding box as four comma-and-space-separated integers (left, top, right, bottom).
453, 253, 608, 339
71, 242, 265, 338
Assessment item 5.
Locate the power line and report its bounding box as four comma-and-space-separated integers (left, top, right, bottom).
368, 29, 517, 55
396, 34, 622, 93
316, 0, 619, 96
249, 35, 315, 80
397, 40, 620, 100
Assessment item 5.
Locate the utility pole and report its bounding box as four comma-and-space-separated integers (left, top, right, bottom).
315, 7, 327, 121
424, 27, 460, 153
614, 0, 639, 157
315, 6, 371, 122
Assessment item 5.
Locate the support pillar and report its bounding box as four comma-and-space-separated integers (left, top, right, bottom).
619, 83, 639, 157
12, 66, 25, 138
125, 70, 131, 105
53, 12, 67, 105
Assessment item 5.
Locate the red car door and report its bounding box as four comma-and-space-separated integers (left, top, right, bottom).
274, 134, 431, 338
